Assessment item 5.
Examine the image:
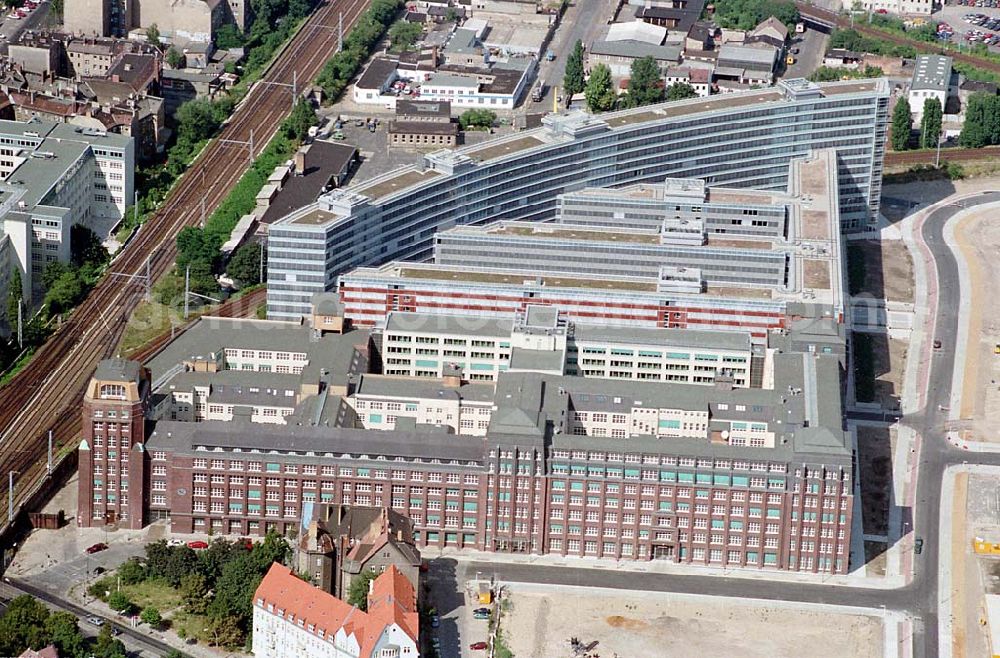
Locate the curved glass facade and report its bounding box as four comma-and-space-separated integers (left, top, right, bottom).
268, 79, 888, 320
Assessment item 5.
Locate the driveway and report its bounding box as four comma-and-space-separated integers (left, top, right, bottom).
784, 27, 829, 78
524, 0, 618, 111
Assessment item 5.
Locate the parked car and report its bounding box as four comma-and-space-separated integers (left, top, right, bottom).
473, 611, 489, 620
187, 540, 209, 549
110, 627, 122, 637
86, 616, 105, 627
470, 642, 488, 651
914, 537, 924, 554
430, 615, 440, 628
93, 566, 106, 575
85, 542, 108, 554
237, 537, 254, 550
473, 607, 490, 615
167, 538, 185, 546
933, 339, 942, 349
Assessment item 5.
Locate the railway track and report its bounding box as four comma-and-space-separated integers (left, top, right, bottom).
127, 287, 267, 364
797, 1, 1000, 75
884, 146, 1000, 165
0, 0, 370, 534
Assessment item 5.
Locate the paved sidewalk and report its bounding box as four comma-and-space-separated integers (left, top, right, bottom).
428, 544, 904, 589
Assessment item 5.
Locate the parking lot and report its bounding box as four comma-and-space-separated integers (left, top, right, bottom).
934, 3, 1000, 50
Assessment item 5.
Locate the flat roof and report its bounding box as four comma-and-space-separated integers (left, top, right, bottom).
395, 265, 660, 291
355, 373, 495, 403
354, 169, 442, 201
572, 323, 752, 351
289, 207, 341, 225
487, 222, 662, 244
386, 311, 513, 337
463, 135, 546, 163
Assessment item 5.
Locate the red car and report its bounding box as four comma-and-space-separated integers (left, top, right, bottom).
469, 642, 488, 651
85, 542, 108, 554
187, 540, 209, 550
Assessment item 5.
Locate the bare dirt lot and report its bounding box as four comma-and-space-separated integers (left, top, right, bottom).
503, 588, 883, 658
848, 239, 915, 304
954, 211, 1000, 443
857, 425, 896, 537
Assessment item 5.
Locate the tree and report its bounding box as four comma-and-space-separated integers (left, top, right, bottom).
140, 607, 163, 629
117, 557, 146, 586
166, 47, 184, 69
164, 546, 200, 588
920, 97, 943, 149
146, 24, 161, 49
0, 595, 50, 656
205, 615, 245, 649
106, 591, 134, 616
584, 63, 616, 113
176, 227, 219, 271
283, 99, 317, 142
93, 624, 126, 658
458, 109, 496, 130
6, 269, 21, 332
43, 269, 85, 315
70, 224, 108, 269
388, 21, 422, 52
890, 97, 912, 151
252, 531, 290, 571
216, 23, 245, 49
44, 612, 85, 658
41, 262, 71, 291
563, 39, 585, 97
226, 243, 262, 287
181, 572, 211, 615
626, 56, 663, 108
666, 82, 698, 101
210, 553, 261, 620
347, 571, 378, 610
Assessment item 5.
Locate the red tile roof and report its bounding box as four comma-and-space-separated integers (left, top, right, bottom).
19, 645, 59, 658
254, 563, 419, 657
366, 564, 419, 646
254, 564, 362, 642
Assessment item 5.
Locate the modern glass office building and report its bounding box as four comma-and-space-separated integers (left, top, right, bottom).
267, 78, 888, 321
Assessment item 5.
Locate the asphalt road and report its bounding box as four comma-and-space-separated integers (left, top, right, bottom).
7, 577, 176, 658
524, 0, 616, 111
458, 192, 1000, 658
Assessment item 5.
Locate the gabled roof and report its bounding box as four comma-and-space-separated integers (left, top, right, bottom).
254, 563, 419, 658
751, 16, 789, 41
363, 565, 419, 653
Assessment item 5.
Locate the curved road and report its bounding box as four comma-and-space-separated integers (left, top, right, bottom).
466, 192, 1000, 658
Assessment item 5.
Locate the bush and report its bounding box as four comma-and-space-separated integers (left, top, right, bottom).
459, 109, 496, 130
140, 607, 163, 628
106, 591, 135, 616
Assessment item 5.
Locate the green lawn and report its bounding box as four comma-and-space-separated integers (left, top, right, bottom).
123, 578, 182, 613
167, 610, 212, 644
118, 300, 184, 357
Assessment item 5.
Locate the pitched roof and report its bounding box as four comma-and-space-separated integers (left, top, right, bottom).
364, 565, 419, 650
254, 563, 419, 658
751, 16, 788, 40
19, 646, 59, 658
254, 563, 360, 638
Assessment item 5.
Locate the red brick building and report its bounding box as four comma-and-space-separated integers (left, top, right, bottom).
77, 359, 150, 529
